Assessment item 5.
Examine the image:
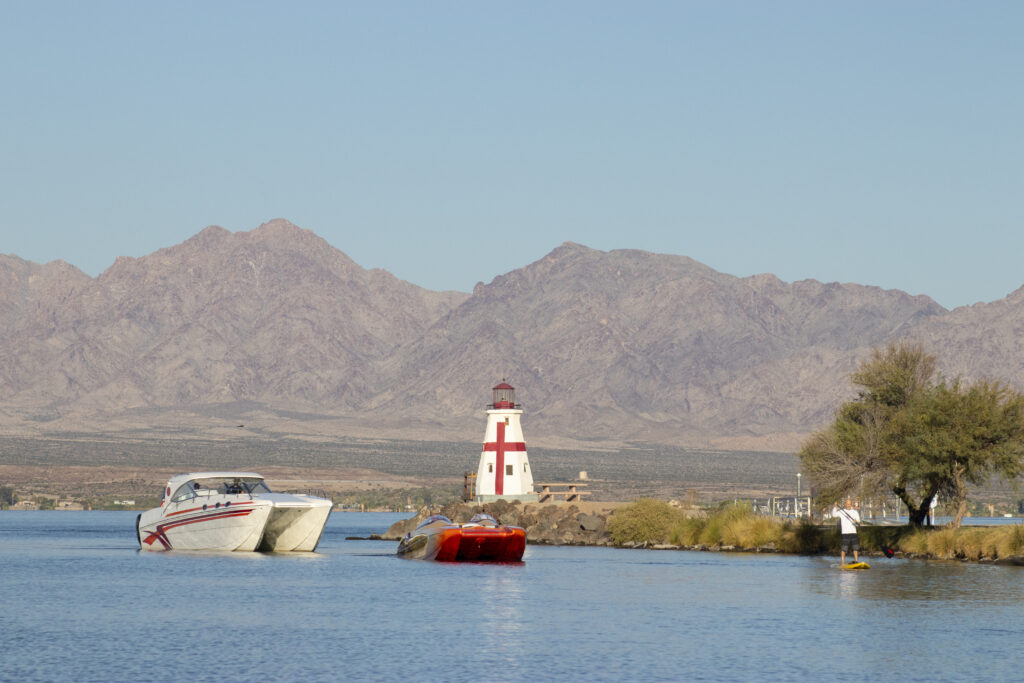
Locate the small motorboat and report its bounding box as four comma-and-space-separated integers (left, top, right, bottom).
397, 513, 526, 562
137, 472, 332, 552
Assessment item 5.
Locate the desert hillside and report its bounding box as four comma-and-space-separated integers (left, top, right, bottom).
3, 219, 1020, 453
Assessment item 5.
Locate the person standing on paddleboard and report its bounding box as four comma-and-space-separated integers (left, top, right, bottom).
836, 498, 861, 566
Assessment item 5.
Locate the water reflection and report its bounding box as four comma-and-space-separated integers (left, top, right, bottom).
470, 563, 527, 667
806, 557, 1024, 607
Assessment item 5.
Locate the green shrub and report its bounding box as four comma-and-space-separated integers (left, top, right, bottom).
607, 498, 684, 545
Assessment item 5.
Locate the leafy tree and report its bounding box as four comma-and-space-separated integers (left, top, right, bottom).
0, 484, 15, 506
894, 379, 1024, 526
800, 342, 1024, 527
801, 343, 934, 516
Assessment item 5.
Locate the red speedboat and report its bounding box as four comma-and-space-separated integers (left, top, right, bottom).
397, 513, 526, 562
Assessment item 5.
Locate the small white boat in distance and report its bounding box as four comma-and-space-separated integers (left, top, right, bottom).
137, 472, 332, 552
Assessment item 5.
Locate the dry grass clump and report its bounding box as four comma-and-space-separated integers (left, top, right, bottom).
898, 524, 1024, 560
612, 500, 787, 548
670, 517, 706, 546
898, 529, 930, 555
720, 514, 783, 548
954, 528, 1001, 560
669, 503, 794, 549
696, 503, 750, 546
926, 528, 958, 557
996, 525, 1024, 558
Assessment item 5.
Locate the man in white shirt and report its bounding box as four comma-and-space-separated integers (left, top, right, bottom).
835, 498, 861, 565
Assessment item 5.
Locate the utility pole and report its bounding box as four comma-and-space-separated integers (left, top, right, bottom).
796, 473, 802, 518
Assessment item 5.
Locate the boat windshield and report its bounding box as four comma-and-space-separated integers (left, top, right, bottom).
467, 513, 499, 527
417, 515, 452, 529
169, 477, 269, 502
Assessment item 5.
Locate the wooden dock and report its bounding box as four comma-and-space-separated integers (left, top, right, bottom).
535, 482, 589, 503
463, 473, 591, 504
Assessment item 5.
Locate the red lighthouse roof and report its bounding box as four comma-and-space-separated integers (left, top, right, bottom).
491, 381, 518, 409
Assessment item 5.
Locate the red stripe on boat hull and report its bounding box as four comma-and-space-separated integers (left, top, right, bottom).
141, 508, 256, 550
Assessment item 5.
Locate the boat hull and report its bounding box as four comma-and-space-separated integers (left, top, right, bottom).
448, 526, 526, 562
398, 524, 526, 562
138, 501, 273, 551
257, 494, 333, 552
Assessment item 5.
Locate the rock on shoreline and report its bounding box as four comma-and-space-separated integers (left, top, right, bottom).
382, 500, 612, 546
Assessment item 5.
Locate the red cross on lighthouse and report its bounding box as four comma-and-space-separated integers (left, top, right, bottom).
482, 421, 526, 495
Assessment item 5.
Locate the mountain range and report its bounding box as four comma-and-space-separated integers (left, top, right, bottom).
2, 219, 1021, 452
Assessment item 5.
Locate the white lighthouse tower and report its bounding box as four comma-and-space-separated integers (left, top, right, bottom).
474, 381, 538, 503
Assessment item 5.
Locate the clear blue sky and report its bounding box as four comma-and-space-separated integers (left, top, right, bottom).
2, 2, 1021, 309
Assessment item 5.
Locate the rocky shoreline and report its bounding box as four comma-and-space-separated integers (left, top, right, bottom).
380, 500, 808, 554
378, 502, 843, 555
380, 500, 612, 546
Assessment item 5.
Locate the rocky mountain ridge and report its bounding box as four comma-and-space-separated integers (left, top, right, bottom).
1, 219, 1018, 452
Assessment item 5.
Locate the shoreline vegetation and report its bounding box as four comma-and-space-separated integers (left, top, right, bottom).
384, 498, 1024, 566
607, 499, 1024, 565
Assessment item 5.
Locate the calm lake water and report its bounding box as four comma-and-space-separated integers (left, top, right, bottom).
3, 511, 1024, 682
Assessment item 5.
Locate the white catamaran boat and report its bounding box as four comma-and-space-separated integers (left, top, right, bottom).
137, 472, 332, 552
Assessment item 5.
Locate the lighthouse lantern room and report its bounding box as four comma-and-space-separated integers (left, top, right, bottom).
474, 381, 538, 503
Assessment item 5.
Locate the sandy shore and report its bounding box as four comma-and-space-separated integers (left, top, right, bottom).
0, 464, 457, 502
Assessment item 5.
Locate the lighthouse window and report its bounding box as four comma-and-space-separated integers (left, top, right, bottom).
524, 463, 528, 472
488, 464, 493, 473
506, 464, 514, 476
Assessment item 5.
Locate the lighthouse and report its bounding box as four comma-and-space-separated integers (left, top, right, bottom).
474, 381, 538, 503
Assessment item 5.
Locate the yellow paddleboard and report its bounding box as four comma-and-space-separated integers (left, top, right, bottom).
840, 562, 870, 570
